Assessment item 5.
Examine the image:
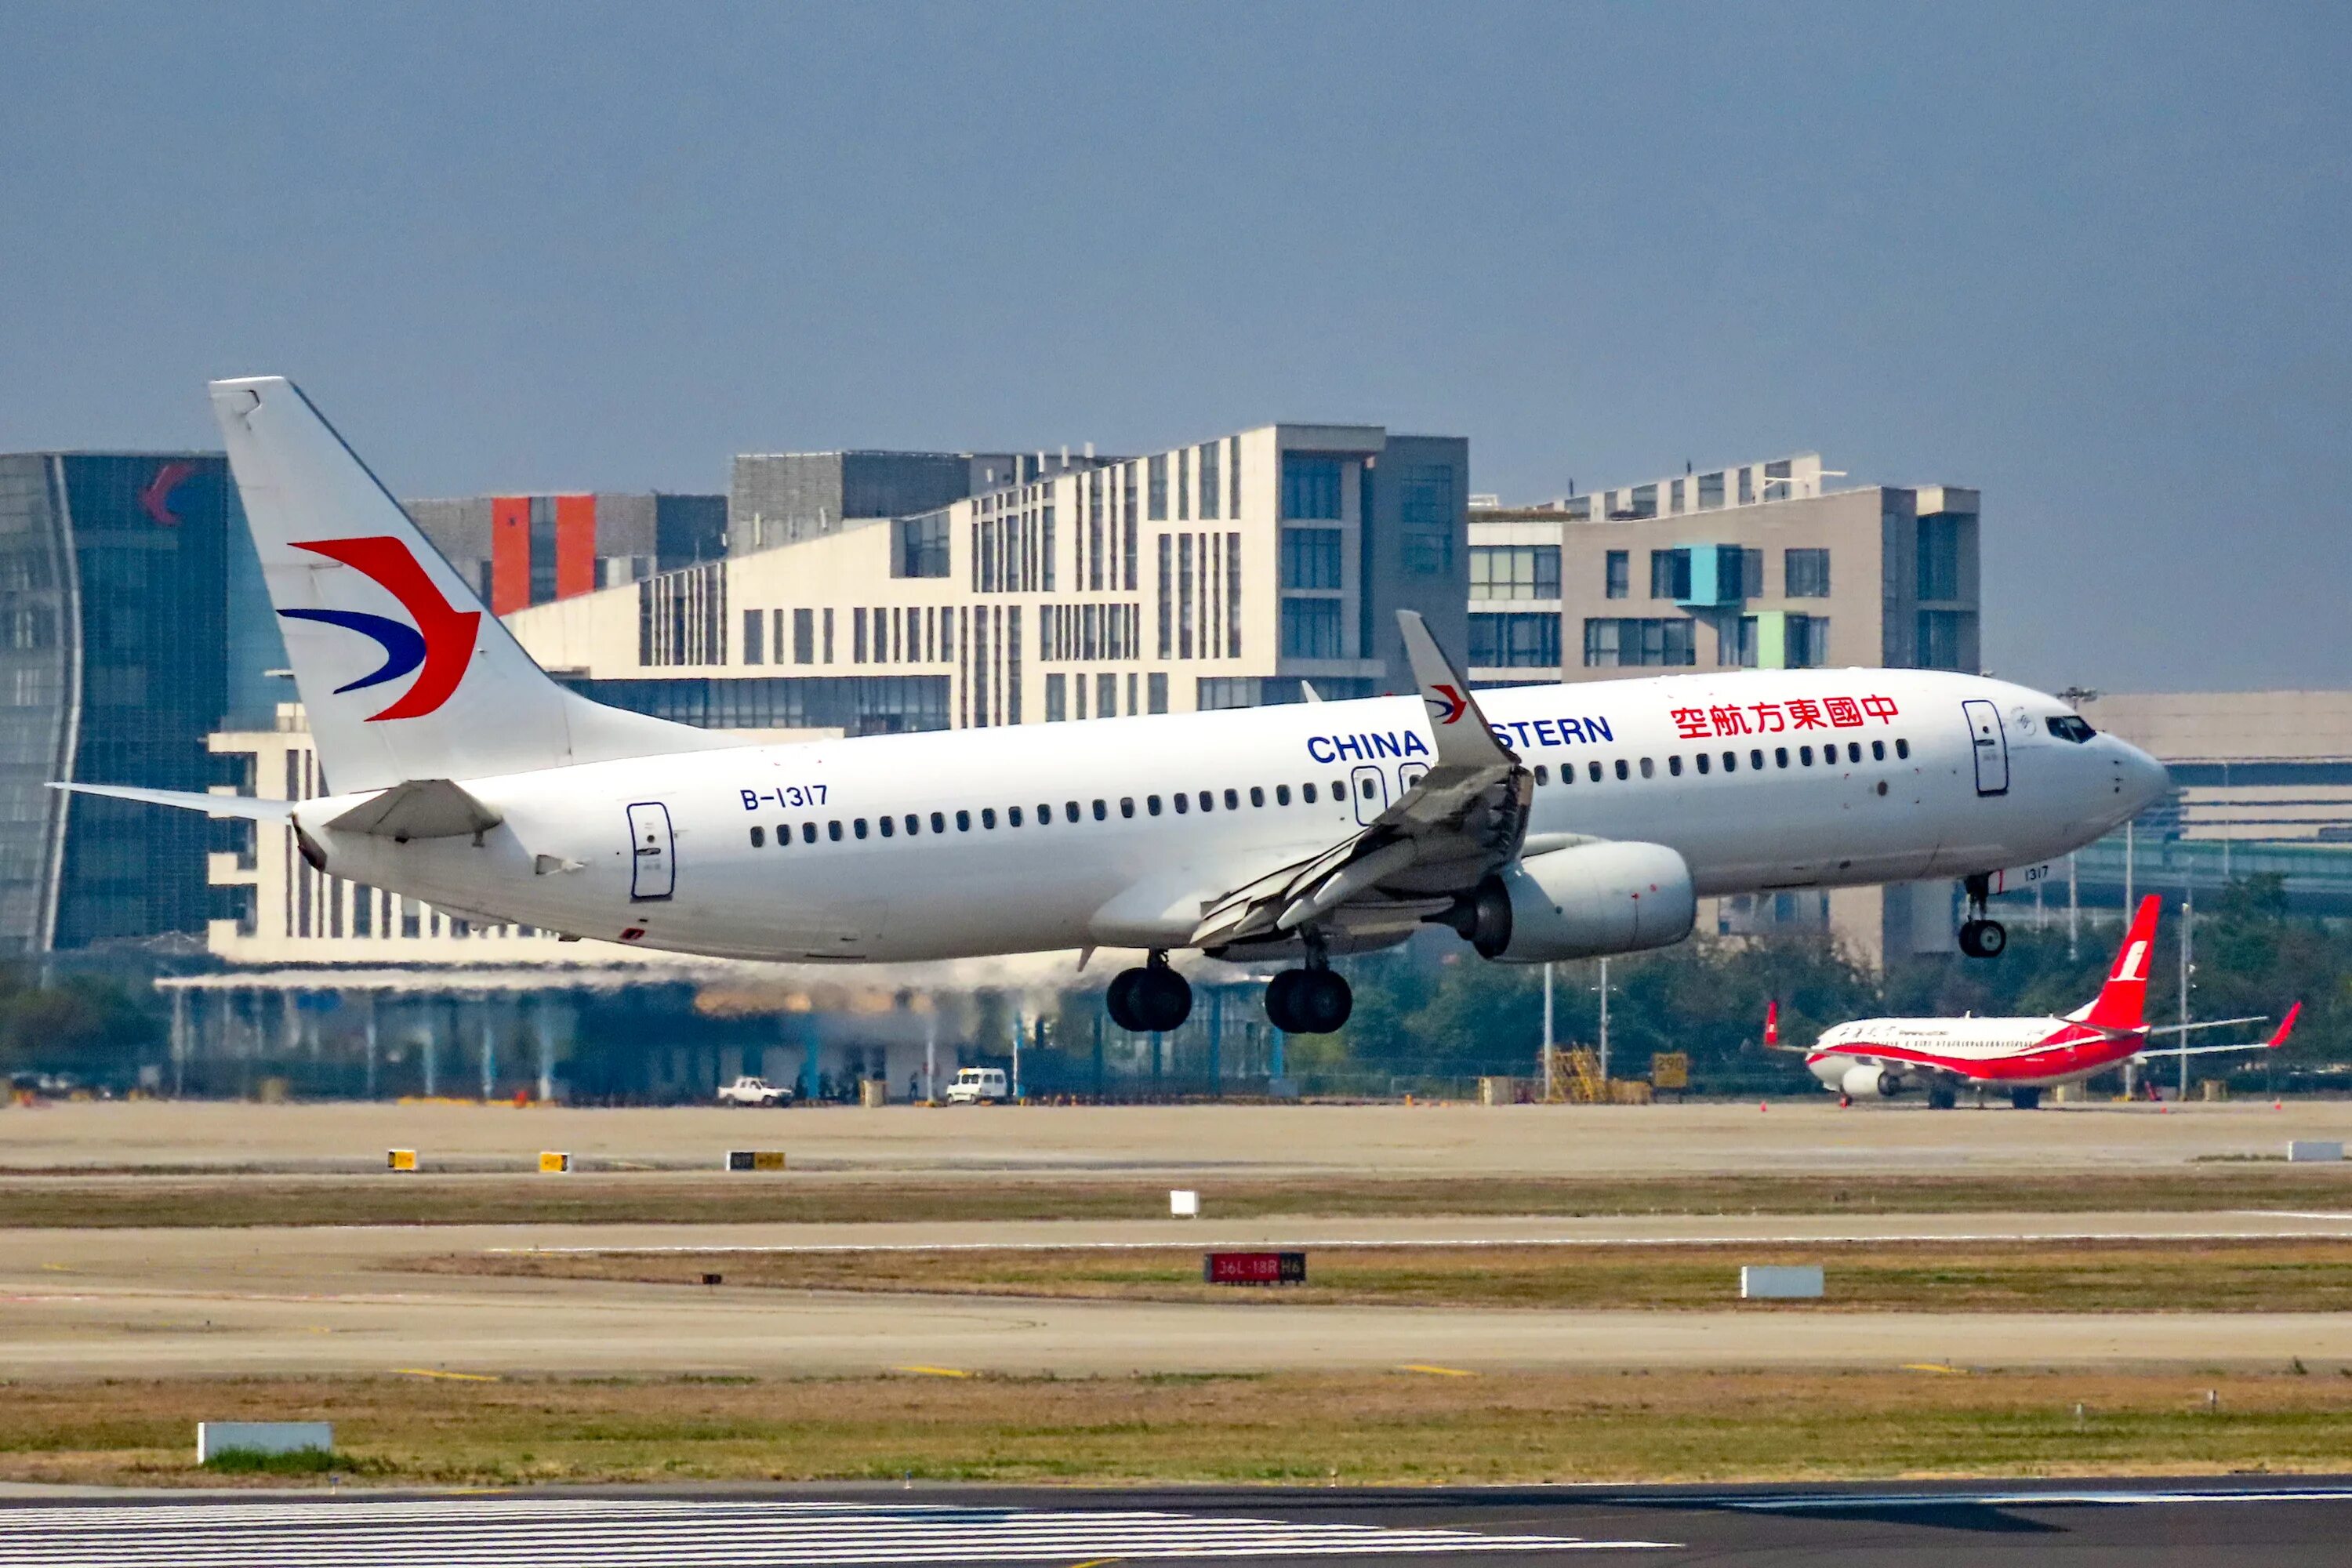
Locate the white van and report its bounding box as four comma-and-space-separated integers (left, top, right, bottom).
943, 1067, 1009, 1104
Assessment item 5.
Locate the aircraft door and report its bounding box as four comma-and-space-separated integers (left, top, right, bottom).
1348, 764, 1390, 826
1962, 699, 2009, 797
626, 801, 675, 901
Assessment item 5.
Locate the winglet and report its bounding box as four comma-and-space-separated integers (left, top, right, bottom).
1396, 609, 1514, 768
2269, 1002, 2302, 1050
1764, 1000, 1780, 1047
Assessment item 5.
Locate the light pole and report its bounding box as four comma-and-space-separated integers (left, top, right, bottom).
1541, 962, 1555, 1100
1592, 959, 1613, 1088
2179, 892, 2194, 1102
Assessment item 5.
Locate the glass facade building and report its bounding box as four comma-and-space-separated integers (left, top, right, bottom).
0, 453, 285, 953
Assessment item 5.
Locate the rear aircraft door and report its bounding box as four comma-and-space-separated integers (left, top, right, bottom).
1962, 699, 2009, 797
626, 801, 675, 901
1348, 764, 1390, 827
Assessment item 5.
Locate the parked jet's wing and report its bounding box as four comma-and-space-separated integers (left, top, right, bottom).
1188, 612, 1531, 953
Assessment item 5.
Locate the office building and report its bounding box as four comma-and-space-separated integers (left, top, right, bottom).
729, 450, 1018, 554
402, 492, 725, 615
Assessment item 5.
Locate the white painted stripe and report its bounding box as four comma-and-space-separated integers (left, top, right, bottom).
1726, 1485, 2352, 1509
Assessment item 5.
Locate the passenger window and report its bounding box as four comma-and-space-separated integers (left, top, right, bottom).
1871, 740, 1885, 762
1120, 797, 1135, 818
1696, 753, 1710, 775
1225, 789, 1240, 810
1614, 759, 1628, 781
1896, 738, 1911, 760
750, 826, 765, 848
1799, 746, 1813, 766
803, 822, 818, 844
828, 821, 844, 841
1534, 764, 1549, 786
1276, 785, 1290, 805
1775, 747, 1789, 768
1360, 778, 1376, 797
1848, 742, 1862, 764
905, 814, 920, 835
1639, 757, 1655, 779
1250, 786, 1265, 807
1147, 795, 1163, 815
1200, 790, 1214, 811
1094, 799, 1108, 820
930, 811, 946, 833
1173, 793, 1188, 814
1588, 760, 1602, 782
853, 818, 869, 838
1302, 782, 1318, 804
1750, 749, 1764, 770
1007, 806, 1022, 826
878, 816, 894, 837
1722, 751, 1736, 772
982, 808, 997, 829
955, 810, 971, 831
1066, 801, 1081, 823
1668, 756, 1682, 777
1330, 778, 1345, 799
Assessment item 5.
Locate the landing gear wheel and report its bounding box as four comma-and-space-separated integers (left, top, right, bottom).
1105, 967, 1145, 1032
2010, 1087, 2043, 1110
1109, 953, 1192, 1033
1264, 967, 1353, 1034
1837, 1094, 1853, 1109
1957, 918, 2008, 959
1927, 1087, 1958, 1110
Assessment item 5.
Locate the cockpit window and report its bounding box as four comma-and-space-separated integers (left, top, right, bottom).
2045, 714, 2096, 743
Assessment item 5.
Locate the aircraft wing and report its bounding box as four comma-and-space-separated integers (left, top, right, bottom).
49, 782, 292, 821
2132, 1004, 2300, 1060
1187, 610, 1531, 953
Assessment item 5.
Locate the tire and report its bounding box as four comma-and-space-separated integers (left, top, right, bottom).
1264, 970, 1304, 1033
1105, 967, 1148, 1032
2010, 1086, 2042, 1110
1132, 966, 1192, 1033
1927, 1087, 1958, 1110
1975, 920, 2008, 957
1290, 970, 1352, 1034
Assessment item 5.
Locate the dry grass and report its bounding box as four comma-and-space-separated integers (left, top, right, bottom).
3, 1167, 2350, 1229
417, 1237, 2352, 1314
0, 1370, 2346, 1488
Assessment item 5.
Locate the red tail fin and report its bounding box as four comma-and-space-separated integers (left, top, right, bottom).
1764, 1000, 1780, 1047
2084, 895, 2162, 1031
2268, 1002, 2302, 1049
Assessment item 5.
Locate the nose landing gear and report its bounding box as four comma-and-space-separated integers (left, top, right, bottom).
1957, 873, 2008, 959
1105, 951, 1192, 1033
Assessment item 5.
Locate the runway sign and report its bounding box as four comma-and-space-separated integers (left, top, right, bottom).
538, 1151, 572, 1174
1740, 1264, 1824, 1299
727, 1149, 787, 1171
1205, 1250, 1307, 1285
194, 1421, 330, 1464
384, 1149, 417, 1172
1170, 1188, 1200, 1216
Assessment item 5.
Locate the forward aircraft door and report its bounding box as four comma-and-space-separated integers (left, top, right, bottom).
1348, 764, 1390, 827
1963, 699, 2009, 796
626, 801, 675, 901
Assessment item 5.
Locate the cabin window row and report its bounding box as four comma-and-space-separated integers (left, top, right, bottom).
1527, 735, 1910, 786
746, 778, 1347, 848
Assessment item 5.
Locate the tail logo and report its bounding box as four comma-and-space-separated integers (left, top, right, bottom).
2115, 941, 2148, 984
1425, 684, 1469, 726
277, 537, 479, 721
140, 461, 196, 528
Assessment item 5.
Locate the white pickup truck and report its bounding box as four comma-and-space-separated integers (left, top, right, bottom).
716, 1076, 791, 1108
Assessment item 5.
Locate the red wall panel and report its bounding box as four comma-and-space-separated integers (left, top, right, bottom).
489, 497, 531, 615
554, 494, 597, 601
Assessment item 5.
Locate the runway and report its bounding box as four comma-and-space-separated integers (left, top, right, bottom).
2, 1483, 2349, 1566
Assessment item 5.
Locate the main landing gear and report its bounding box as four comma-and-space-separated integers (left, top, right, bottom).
1265, 965, 1352, 1035
1957, 873, 2008, 959
1105, 952, 1192, 1033
2010, 1087, 2043, 1110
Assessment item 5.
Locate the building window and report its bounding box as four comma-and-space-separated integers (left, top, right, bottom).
1787, 614, 1830, 668
1226, 531, 1242, 658
1582, 617, 1696, 668
1918, 514, 1963, 601
1469, 612, 1561, 668
1281, 528, 1343, 590
1280, 597, 1343, 659
1916, 609, 1971, 670
892, 514, 950, 578
1649, 549, 1690, 601
1698, 471, 1725, 509
1468, 545, 1560, 601
1280, 454, 1342, 520
822, 607, 834, 664
1398, 465, 1455, 575
1722, 615, 1759, 668
1228, 436, 1241, 517
1156, 535, 1174, 657
1198, 443, 1219, 521
1148, 671, 1168, 713
1045, 673, 1066, 721
742, 609, 764, 666
1605, 550, 1628, 600
1784, 547, 1831, 598
853, 608, 867, 664
1149, 454, 1169, 521
1178, 534, 1196, 659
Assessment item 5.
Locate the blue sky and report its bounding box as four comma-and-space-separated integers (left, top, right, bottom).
4, 2, 2344, 691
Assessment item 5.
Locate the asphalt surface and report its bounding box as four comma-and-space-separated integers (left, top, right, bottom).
2, 1480, 2349, 1566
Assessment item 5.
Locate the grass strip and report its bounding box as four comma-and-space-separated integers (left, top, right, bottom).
2, 1168, 2350, 1229
419, 1237, 2352, 1314
0, 1370, 2347, 1488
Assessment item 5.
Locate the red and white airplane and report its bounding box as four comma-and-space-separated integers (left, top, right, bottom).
1777, 895, 2299, 1109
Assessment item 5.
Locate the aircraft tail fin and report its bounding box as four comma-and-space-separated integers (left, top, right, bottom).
2082, 895, 2163, 1032
1764, 999, 1780, 1047
209, 377, 735, 795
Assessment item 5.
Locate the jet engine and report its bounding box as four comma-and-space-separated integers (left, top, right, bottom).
1443, 841, 1696, 964
1841, 1063, 1901, 1099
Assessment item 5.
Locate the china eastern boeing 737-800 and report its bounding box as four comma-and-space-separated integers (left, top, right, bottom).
60, 379, 2172, 1036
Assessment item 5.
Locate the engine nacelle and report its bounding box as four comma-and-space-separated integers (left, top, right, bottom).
1449, 841, 1696, 964
1841, 1063, 1901, 1099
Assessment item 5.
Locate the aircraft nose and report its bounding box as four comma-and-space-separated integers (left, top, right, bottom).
2115, 739, 2169, 815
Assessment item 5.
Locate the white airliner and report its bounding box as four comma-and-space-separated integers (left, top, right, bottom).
1780, 894, 2299, 1109
62, 379, 2171, 1036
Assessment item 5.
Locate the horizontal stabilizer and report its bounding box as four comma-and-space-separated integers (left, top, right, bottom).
327, 779, 503, 841
49, 782, 291, 822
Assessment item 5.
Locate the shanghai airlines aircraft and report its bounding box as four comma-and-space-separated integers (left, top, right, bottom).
61, 379, 2172, 1036
1780, 895, 2299, 1109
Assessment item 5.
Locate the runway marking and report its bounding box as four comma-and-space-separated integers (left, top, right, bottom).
1726, 1484, 2352, 1509
1398, 1364, 1478, 1377
895, 1364, 973, 1377
0, 1497, 1679, 1563
391, 1367, 500, 1382
1900, 1363, 1966, 1374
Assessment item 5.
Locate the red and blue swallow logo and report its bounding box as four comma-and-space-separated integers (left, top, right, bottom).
1425, 683, 1469, 726
276, 537, 479, 721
